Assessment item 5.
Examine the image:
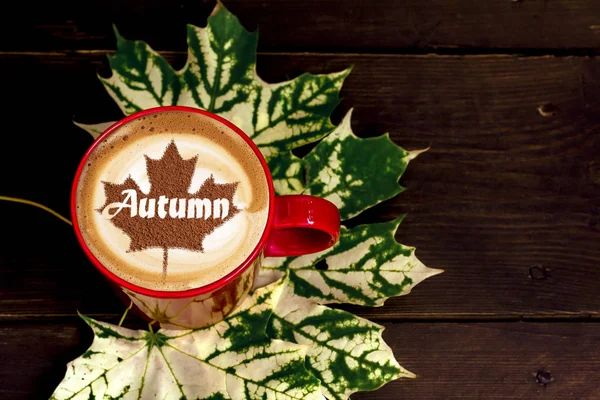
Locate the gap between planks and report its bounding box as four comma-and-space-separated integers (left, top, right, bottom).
2, 312, 600, 324
0, 49, 599, 58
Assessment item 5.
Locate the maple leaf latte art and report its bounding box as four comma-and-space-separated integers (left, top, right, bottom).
75, 110, 269, 291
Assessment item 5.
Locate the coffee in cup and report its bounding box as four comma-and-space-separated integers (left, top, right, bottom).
72, 106, 340, 328
75, 109, 270, 292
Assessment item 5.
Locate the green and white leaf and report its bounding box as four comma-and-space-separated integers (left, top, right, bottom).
77, 5, 421, 221
102, 25, 182, 115
73, 121, 116, 140
268, 286, 414, 400
268, 110, 425, 219
98, 3, 348, 159
51, 280, 321, 400
302, 109, 427, 219
268, 151, 306, 195
262, 217, 442, 306
65, 3, 444, 398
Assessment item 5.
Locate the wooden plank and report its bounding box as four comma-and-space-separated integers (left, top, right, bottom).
1, 1, 600, 52
0, 53, 599, 320
1, 321, 599, 399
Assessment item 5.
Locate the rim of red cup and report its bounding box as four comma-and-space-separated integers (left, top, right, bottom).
70, 106, 276, 299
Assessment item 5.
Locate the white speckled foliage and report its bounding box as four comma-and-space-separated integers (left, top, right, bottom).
67, 3, 442, 399
51, 280, 321, 400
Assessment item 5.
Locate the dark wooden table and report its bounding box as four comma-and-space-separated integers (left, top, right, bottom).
1, 1, 600, 398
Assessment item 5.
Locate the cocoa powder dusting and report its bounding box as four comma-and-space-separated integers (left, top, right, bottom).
97, 141, 240, 276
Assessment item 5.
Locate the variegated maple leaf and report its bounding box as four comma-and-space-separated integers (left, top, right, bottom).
268, 286, 415, 400
80, 3, 348, 161
50, 279, 322, 400
262, 216, 442, 307
70, 3, 443, 399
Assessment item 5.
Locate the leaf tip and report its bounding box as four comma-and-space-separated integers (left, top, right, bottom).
412, 250, 444, 279
406, 147, 430, 162
211, 1, 224, 17
73, 120, 90, 136
340, 108, 354, 125
392, 214, 407, 229
340, 65, 353, 79
112, 24, 124, 44
77, 310, 92, 324
404, 370, 418, 379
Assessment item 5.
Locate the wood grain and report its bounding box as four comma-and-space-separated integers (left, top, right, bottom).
2, 1, 600, 398
1, 321, 599, 399
1, 0, 600, 52
0, 52, 599, 321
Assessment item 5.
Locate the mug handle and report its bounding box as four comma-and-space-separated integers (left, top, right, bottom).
263, 195, 340, 257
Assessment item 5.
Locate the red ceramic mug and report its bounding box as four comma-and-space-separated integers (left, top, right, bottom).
71, 106, 340, 329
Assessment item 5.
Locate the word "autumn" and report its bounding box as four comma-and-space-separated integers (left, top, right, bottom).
101, 189, 231, 220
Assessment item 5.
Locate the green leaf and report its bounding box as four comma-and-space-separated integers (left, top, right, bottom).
303, 109, 426, 220
178, 6, 258, 115
98, 3, 349, 159
50, 280, 321, 400
267, 151, 306, 195
102, 26, 181, 115
79, 5, 415, 221
262, 217, 442, 306
268, 286, 414, 400
66, 4, 443, 397
263, 109, 426, 217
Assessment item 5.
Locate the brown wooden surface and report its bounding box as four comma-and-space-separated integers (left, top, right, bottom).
1, 53, 599, 321
1, 321, 600, 399
2, 1, 600, 52
1, 1, 600, 399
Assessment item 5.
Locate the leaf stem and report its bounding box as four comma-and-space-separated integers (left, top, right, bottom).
0, 196, 72, 226
119, 301, 134, 327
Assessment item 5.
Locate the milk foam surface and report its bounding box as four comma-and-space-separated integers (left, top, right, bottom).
75, 111, 270, 291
